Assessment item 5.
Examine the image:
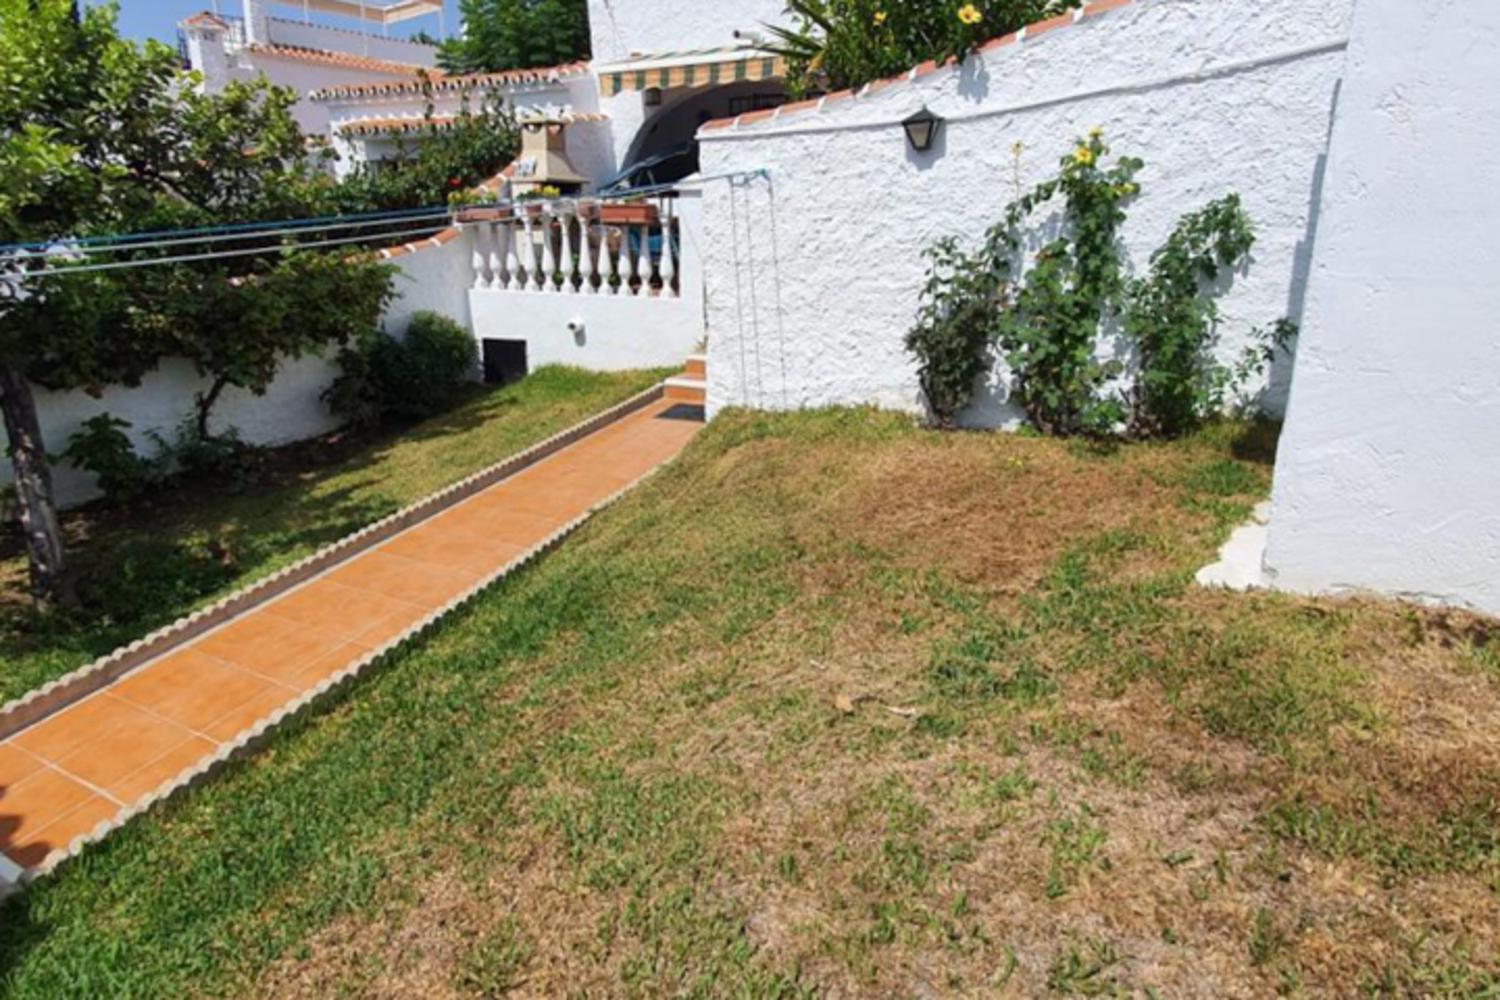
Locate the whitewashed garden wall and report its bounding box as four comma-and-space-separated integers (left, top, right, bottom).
1264, 0, 1500, 618
1, 233, 471, 508
696, 0, 1354, 423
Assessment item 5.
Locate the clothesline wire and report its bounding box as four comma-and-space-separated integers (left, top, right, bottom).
12, 223, 455, 278
18, 209, 460, 259
0, 169, 774, 281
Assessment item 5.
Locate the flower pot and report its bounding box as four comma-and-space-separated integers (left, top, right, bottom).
598, 202, 659, 226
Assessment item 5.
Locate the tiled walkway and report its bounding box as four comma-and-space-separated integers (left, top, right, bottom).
0, 398, 703, 872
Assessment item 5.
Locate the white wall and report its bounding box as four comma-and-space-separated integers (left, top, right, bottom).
1264, 0, 1500, 617
386, 230, 475, 336
244, 54, 421, 136
697, 0, 1353, 422
587, 0, 788, 63
469, 293, 701, 371
1, 237, 474, 508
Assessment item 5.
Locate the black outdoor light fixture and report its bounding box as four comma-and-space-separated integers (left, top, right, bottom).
902, 106, 943, 153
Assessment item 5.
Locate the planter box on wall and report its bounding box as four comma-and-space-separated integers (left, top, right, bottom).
598, 203, 659, 226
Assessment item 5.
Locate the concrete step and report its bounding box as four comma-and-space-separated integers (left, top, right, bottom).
664, 376, 706, 406
683, 354, 707, 380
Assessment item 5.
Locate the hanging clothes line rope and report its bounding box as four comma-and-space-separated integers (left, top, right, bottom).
0, 202, 468, 255
11, 224, 455, 279
18, 209, 460, 260
2, 169, 774, 282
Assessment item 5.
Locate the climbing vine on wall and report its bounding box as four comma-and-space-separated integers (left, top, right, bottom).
906, 132, 1292, 437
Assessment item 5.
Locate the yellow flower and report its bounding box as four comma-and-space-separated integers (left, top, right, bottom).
1089, 126, 1104, 140
1073, 146, 1094, 166
957, 4, 983, 26
873, 10, 887, 25
1011, 140, 1024, 156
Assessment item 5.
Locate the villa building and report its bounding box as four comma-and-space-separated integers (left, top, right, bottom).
183, 0, 792, 192
178, 0, 443, 138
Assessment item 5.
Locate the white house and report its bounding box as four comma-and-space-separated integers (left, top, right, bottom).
179, 0, 442, 137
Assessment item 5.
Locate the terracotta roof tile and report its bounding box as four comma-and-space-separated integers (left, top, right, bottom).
311, 61, 590, 102
248, 44, 428, 78
698, 0, 1137, 136
180, 11, 230, 29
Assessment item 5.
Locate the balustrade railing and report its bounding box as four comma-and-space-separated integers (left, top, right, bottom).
468, 198, 683, 299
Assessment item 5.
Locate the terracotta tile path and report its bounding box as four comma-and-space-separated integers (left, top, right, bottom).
0, 397, 703, 874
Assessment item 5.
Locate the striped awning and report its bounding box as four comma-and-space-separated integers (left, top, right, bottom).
596, 45, 786, 97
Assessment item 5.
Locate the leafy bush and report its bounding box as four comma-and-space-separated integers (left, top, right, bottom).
986, 132, 1142, 436
766, 0, 1078, 98
326, 312, 476, 429
62, 414, 157, 504
391, 312, 478, 419
143, 418, 262, 492
328, 95, 518, 214
906, 133, 1295, 438
904, 238, 997, 428
1124, 195, 1255, 437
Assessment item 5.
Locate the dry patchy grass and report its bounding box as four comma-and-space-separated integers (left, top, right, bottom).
3, 408, 1497, 999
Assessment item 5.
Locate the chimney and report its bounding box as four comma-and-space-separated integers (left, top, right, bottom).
242, 0, 271, 45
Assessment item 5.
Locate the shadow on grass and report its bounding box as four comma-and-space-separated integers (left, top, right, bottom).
1231, 419, 1282, 467
0, 368, 662, 705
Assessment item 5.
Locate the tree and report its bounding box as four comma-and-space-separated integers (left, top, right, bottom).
0, 0, 184, 609
0, 1, 394, 609
331, 90, 520, 213
439, 0, 591, 75
163, 255, 396, 440
765, 0, 1078, 98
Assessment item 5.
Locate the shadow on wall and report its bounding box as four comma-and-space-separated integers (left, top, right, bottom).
1268, 79, 1344, 414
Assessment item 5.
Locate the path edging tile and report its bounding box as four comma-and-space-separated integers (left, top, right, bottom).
2, 389, 684, 897
0, 383, 664, 745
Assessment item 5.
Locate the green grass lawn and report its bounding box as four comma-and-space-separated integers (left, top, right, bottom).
2, 407, 1497, 997
0, 366, 666, 706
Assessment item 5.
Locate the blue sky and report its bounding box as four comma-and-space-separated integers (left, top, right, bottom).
99, 0, 461, 44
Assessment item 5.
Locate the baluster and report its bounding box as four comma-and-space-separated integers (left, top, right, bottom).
620, 224, 638, 296
487, 223, 505, 291
504, 220, 522, 291
638, 224, 655, 295
521, 214, 541, 290
600, 224, 618, 295
539, 212, 558, 292
579, 216, 596, 295
659, 213, 677, 299
471, 228, 489, 289
559, 214, 576, 293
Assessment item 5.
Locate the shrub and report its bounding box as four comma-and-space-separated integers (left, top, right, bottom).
324, 331, 404, 432
986, 132, 1142, 436
329, 95, 518, 214
766, 0, 1078, 98
905, 237, 997, 428
392, 312, 478, 420
62, 414, 157, 504
148, 418, 261, 490
905, 132, 1295, 437
1124, 195, 1256, 437
325, 312, 476, 429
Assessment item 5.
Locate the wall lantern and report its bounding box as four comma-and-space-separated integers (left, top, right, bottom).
644, 86, 663, 107
902, 106, 943, 153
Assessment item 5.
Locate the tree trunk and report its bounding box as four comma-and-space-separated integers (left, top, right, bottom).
195, 377, 228, 441
0, 363, 77, 611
